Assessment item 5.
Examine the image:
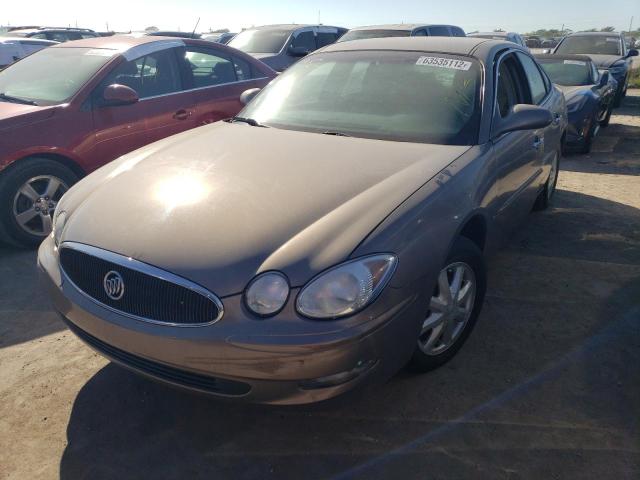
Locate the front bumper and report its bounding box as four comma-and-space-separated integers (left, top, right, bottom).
38, 236, 423, 404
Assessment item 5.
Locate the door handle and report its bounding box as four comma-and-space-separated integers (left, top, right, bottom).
532, 136, 544, 150
173, 109, 191, 120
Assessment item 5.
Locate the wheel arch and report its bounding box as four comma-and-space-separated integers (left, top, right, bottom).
456, 212, 488, 252
1, 153, 86, 179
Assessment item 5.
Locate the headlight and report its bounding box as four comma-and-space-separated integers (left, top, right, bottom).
296, 254, 397, 319
245, 272, 290, 316
52, 210, 67, 247
566, 95, 588, 113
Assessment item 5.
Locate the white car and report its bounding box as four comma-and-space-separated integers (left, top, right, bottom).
0, 37, 57, 69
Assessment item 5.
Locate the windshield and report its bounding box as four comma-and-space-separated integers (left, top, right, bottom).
556, 36, 622, 55
338, 29, 411, 42
0, 47, 115, 105
538, 58, 593, 86
241, 50, 481, 145
228, 29, 290, 53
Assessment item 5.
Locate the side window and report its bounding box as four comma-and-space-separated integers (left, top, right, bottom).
451, 27, 466, 37
101, 48, 181, 99
427, 26, 452, 37
413, 29, 427, 37
496, 59, 520, 118
81, 33, 97, 39
184, 48, 237, 87
317, 32, 339, 48
232, 55, 253, 81
516, 53, 547, 104
30, 33, 48, 40
291, 31, 316, 52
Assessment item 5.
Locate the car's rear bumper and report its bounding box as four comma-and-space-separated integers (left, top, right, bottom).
38, 236, 423, 404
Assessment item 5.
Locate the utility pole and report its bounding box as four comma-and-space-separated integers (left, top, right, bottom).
561, 23, 564, 34
629, 16, 634, 33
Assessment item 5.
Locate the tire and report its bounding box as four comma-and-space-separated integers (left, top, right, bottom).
0, 158, 78, 248
533, 149, 560, 211
579, 120, 596, 154
408, 237, 487, 372
600, 105, 612, 127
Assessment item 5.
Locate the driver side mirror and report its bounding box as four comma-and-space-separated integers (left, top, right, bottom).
492, 104, 553, 139
627, 48, 639, 58
103, 84, 139, 106
240, 88, 261, 106
598, 70, 610, 87
288, 45, 310, 57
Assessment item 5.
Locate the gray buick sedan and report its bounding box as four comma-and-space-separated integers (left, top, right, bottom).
39, 37, 566, 404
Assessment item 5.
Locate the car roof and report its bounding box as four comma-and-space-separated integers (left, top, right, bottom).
535, 53, 593, 62
320, 36, 521, 61
567, 31, 622, 37
469, 31, 514, 37
0, 36, 59, 44
348, 24, 453, 32
50, 35, 185, 50
242, 24, 317, 32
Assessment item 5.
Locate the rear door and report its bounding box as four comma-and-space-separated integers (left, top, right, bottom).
179, 45, 270, 125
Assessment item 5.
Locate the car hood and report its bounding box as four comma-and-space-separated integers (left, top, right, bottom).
556, 84, 592, 100
60, 122, 469, 296
583, 54, 624, 68
0, 102, 56, 131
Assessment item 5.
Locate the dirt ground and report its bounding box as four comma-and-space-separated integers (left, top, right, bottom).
1, 92, 639, 480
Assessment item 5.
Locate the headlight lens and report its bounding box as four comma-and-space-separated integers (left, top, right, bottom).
245, 272, 290, 316
296, 254, 397, 319
52, 210, 67, 247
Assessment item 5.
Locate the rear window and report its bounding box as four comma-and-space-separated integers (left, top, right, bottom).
228, 29, 290, 54
427, 26, 452, 37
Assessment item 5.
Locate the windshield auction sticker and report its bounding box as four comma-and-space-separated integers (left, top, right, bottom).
416, 56, 472, 70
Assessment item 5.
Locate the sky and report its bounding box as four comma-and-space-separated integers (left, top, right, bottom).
2, 0, 638, 34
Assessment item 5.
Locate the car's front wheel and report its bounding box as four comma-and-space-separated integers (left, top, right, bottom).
409, 237, 487, 372
0, 158, 78, 248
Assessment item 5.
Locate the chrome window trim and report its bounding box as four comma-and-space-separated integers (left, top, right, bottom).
122, 40, 186, 61
127, 76, 269, 103
59, 241, 224, 328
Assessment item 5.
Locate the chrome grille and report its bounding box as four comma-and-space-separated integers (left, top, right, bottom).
59, 243, 223, 326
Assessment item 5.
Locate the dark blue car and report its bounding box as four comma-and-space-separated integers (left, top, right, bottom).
537, 54, 618, 153
553, 32, 638, 107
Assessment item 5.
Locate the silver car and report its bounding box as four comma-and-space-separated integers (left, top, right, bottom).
228, 24, 347, 71
39, 37, 566, 404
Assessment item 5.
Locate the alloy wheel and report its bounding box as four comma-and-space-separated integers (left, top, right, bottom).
12, 175, 68, 237
418, 262, 476, 356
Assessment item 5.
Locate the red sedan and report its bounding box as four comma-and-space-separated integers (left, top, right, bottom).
0, 36, 276, 247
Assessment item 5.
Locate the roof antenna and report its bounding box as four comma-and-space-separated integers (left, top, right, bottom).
191, 17, 200, 38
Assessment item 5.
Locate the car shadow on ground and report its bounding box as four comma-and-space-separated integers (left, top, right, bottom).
0, 247, 66, 347
58, 189, 640, 479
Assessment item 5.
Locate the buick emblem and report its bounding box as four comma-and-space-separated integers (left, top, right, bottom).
103, 271, 125, 300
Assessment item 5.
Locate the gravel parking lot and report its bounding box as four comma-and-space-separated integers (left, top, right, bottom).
1, 91, 639, 480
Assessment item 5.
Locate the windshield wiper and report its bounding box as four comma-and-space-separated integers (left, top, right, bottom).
322, 131, 351, 137
228, 116, 268, 128
0, 93, 37, 106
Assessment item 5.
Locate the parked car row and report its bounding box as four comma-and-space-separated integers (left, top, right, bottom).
0, 21, 636, 403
